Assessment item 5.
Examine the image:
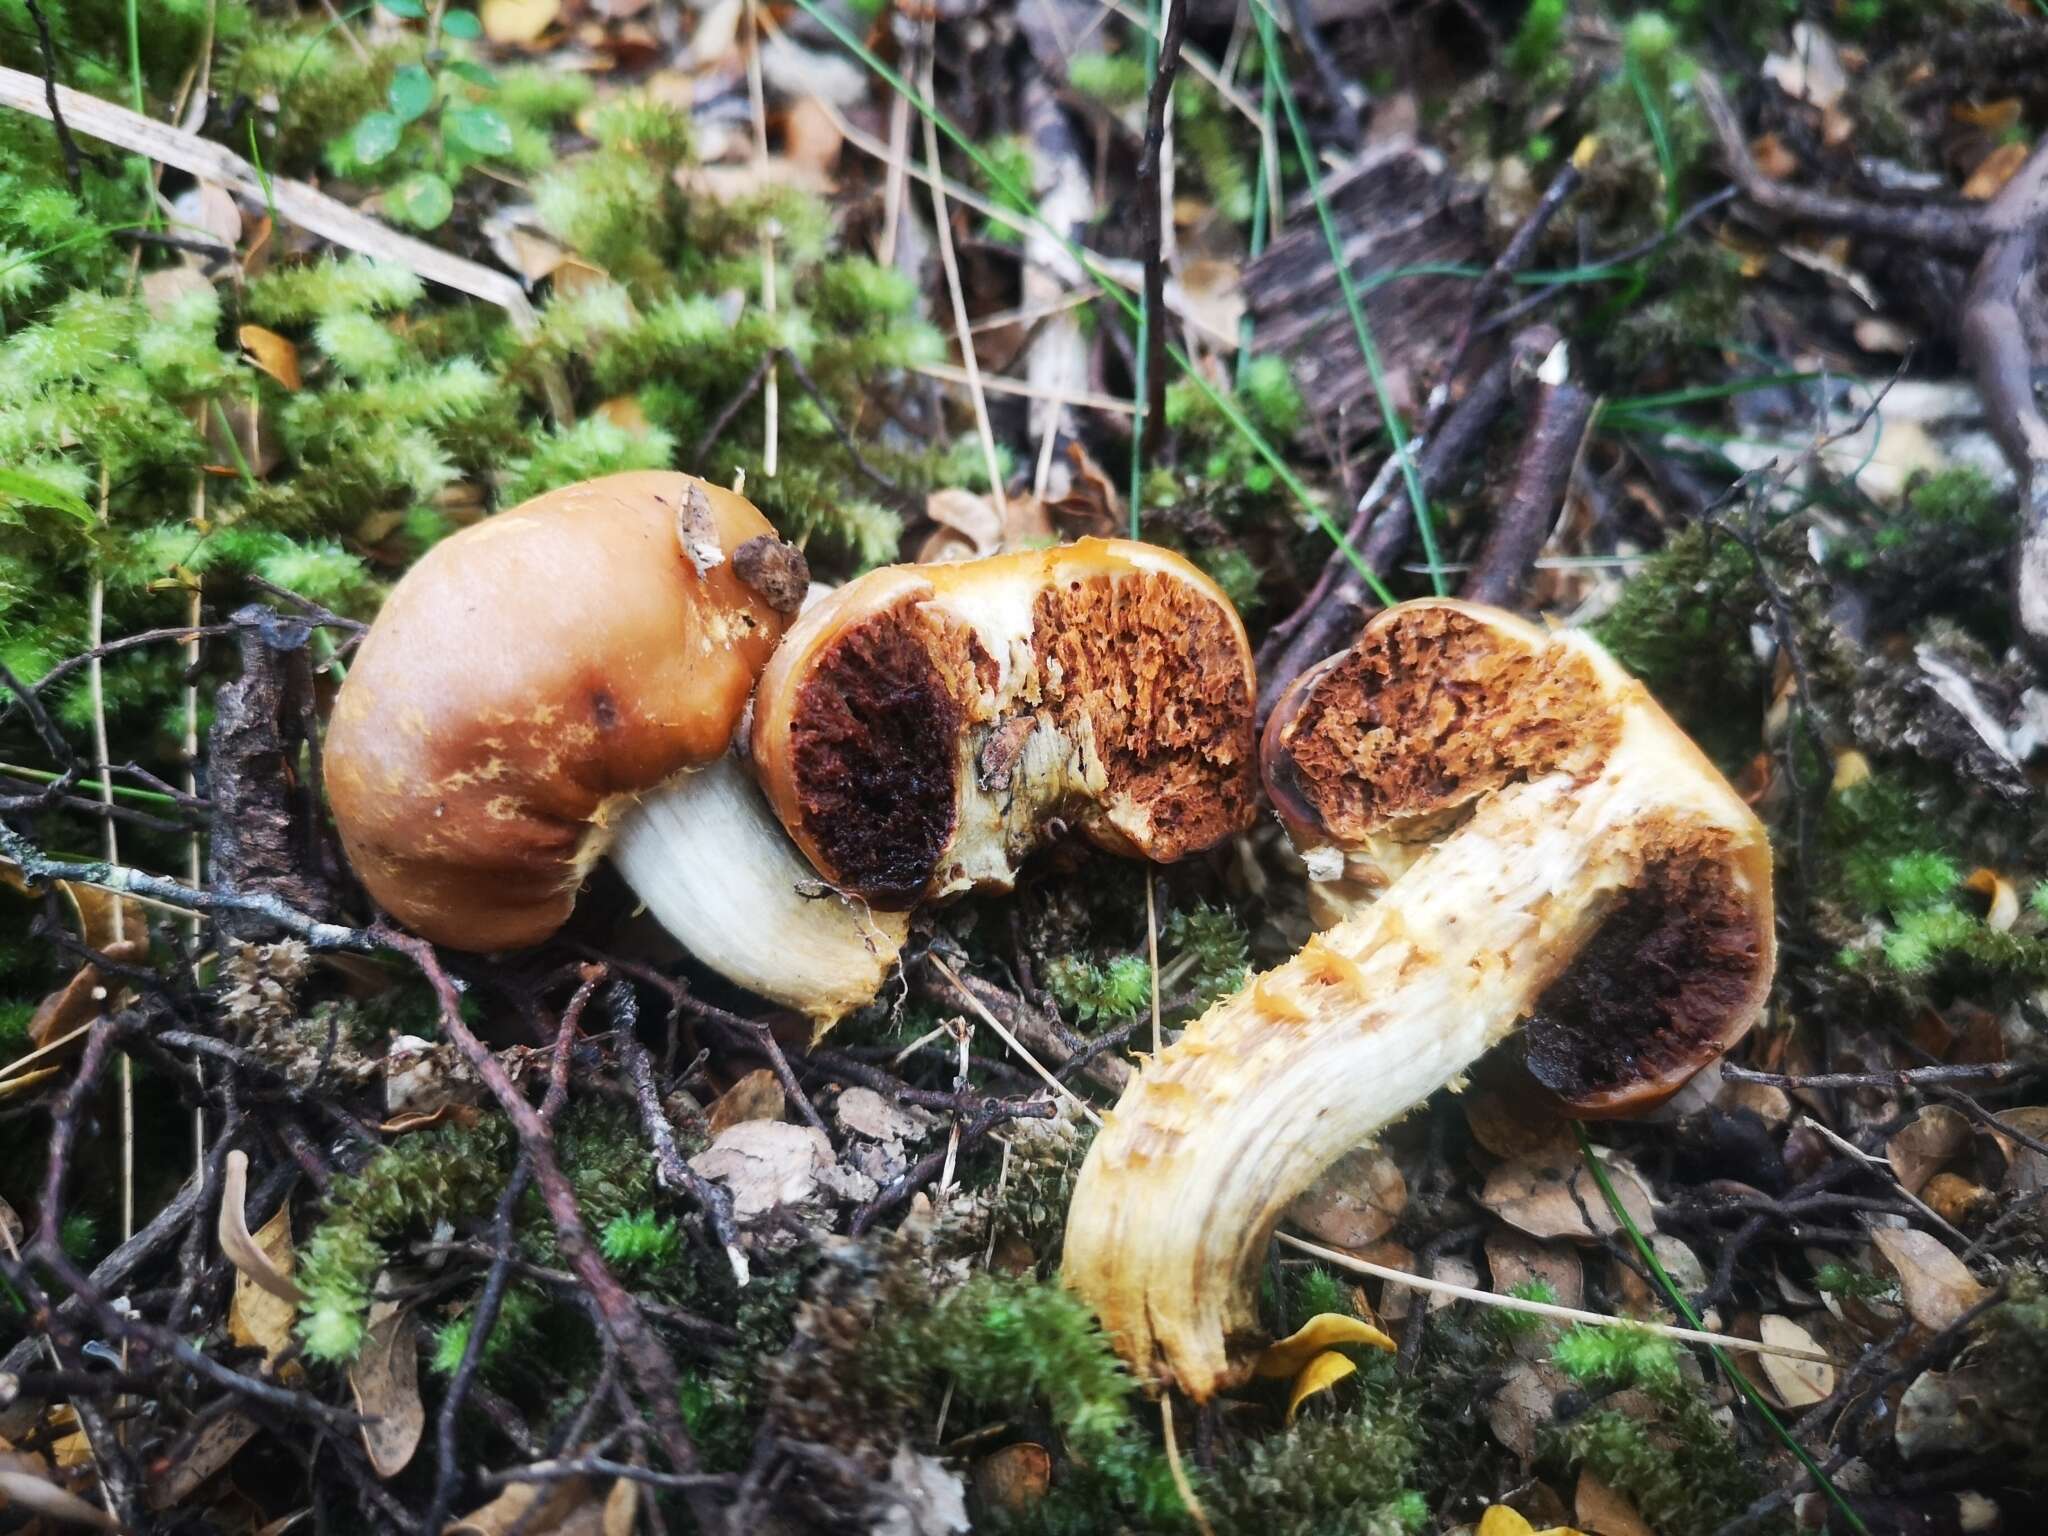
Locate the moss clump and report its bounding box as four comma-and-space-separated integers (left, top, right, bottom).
1548, 1324, 1765, 1536
599, 1209, 682, 1269
1592, 525, 1764, 766
297, 1118, 514, 1360
1044, 951, 1153, 1025
1204, 1381, 1428, 1536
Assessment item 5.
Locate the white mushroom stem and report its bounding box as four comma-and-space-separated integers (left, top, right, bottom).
607, 755, 907, 1029
1062, 704, 1767, 1400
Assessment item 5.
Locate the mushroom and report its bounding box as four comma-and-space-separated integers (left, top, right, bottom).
1061, 598, 1774, 1398
747, 539, 1259, 909
324, 472, 905, 1025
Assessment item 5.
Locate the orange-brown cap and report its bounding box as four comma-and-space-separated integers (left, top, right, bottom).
325, 471, 807, 951
748, 539, 1258, 909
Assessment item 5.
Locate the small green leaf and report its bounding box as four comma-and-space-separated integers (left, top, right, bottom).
390, 171, 454, 229
351, 111, 404, 165
0, 468, 94, 527
388, 65, 435, 123
445, 59, 498, 90
440, 7, 482, 37
443, 104, 513, 158
377, 0, 426, 16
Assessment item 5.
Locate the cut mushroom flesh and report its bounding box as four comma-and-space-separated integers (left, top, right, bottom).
1061, 599, 1774, 1399
749, 539, 1259, 909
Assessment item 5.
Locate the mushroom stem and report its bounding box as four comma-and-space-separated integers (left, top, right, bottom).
1062, 600, 1772, 1400
607, 755, 907, 1029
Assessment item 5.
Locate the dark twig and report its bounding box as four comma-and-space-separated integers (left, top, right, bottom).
849, 1100, 1048, 1235
617, 1005, 751, 1283
20, 0, 96, 193
1722, 1062, 2031, 1092
690, 351, 777, 467
1461, 347, 1596, 609
1696, 74, 1992, 257
1135, 0, 1188, 457
421, 985, 586, 1535
381, 933, 718, 1522
779, 350, 916, 510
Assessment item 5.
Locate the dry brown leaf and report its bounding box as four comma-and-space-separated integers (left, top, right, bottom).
1921, 1172, 1994, 1228
140, 260, 215, 319
1952, 98, 2023, 133
918, 489, 1003, 564
503, 228, 568, 284
447, 1476, 595, 1535
1963, 141, 2029, 200
1485, 1229, 1585, 1311
689, 1121, 843, 1219
145, 1409, 261, 1510
1750, 132, 1799, 180
222, 1149, 304, 1306
1871, 1227, 1988, 1331
1763, 23, 1846, 110
706, 1068, 786, 1136
229, 1201, 301, 1364
28, 939, 145, 1050
1886, 1106, 1971, 1195
1757, 1316, 1835, 1406
1993, 1106, 2048, 1197
602, 1476, 636, 1536
1042, 444, 1122, 541
1171, 260, 1244, 348
177, 180, 243, 249
1288, 1146, 1407, 1251
835, 1086, 933, 1145
1357, 1239, 1418, 1322
481, 0, 558, 43
239, 324, 303, 392
782, 96, 843, 177
1480, 1152, 1656, 1242
972, 1443, 1050, 1512
1487, 1361, 1569, 1461
1574, 1471, 1653, 1536
350, 1299, 424, 1479
1463, 1064, 1574, 1159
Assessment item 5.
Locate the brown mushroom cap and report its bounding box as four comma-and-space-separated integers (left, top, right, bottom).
1259, 597, 1775, 1115
748, 538, 1259, 908
325, 472, 802, 951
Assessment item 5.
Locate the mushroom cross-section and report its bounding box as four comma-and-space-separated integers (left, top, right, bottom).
747, 538, 1259, 908
324, 471, 905, 1024
1061, 598, 1774, 1399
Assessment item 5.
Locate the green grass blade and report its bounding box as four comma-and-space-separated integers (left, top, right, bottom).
1251, 0, 1443, 595
785, 0, 1395, 605
1573, 1124, 1872, 1536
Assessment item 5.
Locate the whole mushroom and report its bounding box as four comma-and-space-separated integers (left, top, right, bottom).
1061, 598, 1775, 1398
748, 538, 1260, 909
324, 471, 904, 1024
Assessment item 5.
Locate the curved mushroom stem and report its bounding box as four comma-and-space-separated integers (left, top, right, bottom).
607, 755, 907, 1030
1061, 601, 1772, 1400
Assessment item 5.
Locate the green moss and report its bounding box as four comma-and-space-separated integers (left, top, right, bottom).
1067, 52, 1149, 110
599, 1209, 682, 1269
1592, 525, 1763, 765
430, 1286, 543, 1376
297, 1119, 514, 1361
1205, 1388, 1427, 1536
1506, 0, 1570, 84
1044, 952, 1153, 1025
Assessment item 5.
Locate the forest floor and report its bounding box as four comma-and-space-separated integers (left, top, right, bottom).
2, 0, 2047, 1532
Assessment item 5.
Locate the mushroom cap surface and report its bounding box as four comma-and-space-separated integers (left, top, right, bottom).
748, 538, 1258, 909
326, 472, 797, 951
1260, 597, 1775, 1115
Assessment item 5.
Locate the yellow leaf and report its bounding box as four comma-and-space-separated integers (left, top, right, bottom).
1283, 1350, 1355, 1425
1252, 1313, 1396, 1380
238, 324, 302, 391
482, 0, 558, 43
1476, 1510, 1589, 1536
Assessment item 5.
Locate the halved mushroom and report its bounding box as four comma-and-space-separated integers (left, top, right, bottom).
748, 539, 1259, 909
1062, 598, 1774, 1398
324, 472, 904, 1024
